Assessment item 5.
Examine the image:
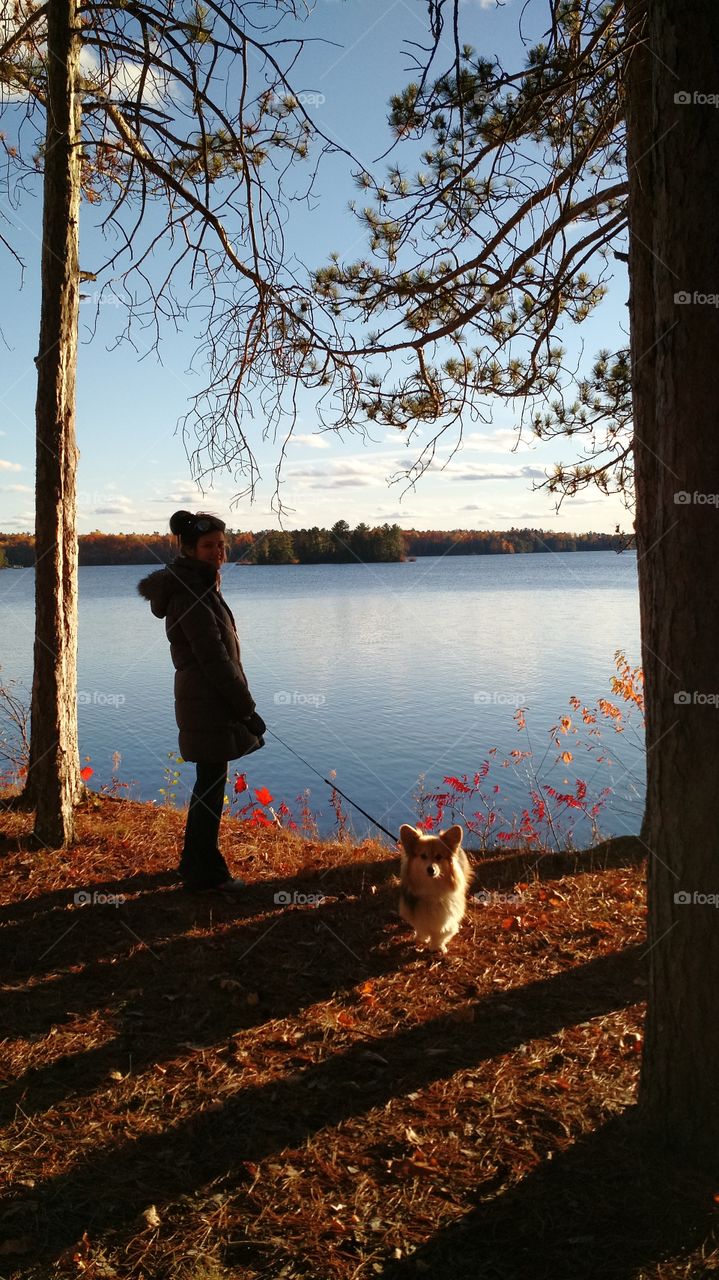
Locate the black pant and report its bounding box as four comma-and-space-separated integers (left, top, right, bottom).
179, 760, 231, 888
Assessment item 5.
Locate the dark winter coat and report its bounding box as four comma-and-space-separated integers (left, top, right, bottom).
137, 555, 261, 763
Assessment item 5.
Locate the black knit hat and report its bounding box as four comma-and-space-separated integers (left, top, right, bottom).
169, 509, 226, 548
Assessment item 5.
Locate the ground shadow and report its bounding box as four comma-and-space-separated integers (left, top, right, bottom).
1, 866, 417, 1120
6, 944, 647, 1268
378, 1108, 716, 1280
471, 834, 645, 891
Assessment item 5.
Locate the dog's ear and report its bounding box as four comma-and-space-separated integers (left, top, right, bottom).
399, 824, 421, 854
439, 824, 463, 853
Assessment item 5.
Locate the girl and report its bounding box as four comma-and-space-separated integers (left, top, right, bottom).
138, 510, 266, 891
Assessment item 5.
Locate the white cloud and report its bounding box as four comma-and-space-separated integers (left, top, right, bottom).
3, 513, 34, 527
153, 490, 208, 505
1, 482, 32, 492
459, 428, 525, 454
288, 433, 331, 450
79, 44, 173, 107
489, 511, 551, 521
371, 511, 419, 521
0, 22, 172, 106
77, 490, 137, 514
291, 465, 369, 483
447, 463, 546, 482
308, 476, 373, 488
0, 459, 22, 472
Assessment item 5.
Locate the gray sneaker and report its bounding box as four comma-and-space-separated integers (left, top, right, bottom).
217, 877, 246, 892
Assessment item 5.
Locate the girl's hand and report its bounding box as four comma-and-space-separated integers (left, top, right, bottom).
243, 710, 267, 737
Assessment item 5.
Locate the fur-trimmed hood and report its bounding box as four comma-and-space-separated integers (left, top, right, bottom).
137, 553, 259, 763
137, 554, 218, 619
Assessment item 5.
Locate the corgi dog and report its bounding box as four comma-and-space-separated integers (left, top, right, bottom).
398, 823, 471, 953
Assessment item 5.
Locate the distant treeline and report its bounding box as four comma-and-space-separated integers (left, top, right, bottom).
405, 528, 630, 555
0, 523, 631, 567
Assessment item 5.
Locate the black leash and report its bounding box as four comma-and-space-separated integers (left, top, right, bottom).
266, 728, 399, 844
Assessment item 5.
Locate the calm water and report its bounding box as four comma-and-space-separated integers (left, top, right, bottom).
0, 553, 644, 844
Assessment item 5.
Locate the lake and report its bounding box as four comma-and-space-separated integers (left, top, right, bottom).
0, 552, 644, 846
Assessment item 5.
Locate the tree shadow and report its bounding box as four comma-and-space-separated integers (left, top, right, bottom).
0, 866, 410, 1119
0, 849, 394, 931
8, 944, 648, 1268
0, 867, 182, 924
378, 1108, 716, 1280
0, 852, 399, 973
471, 835, 645, 891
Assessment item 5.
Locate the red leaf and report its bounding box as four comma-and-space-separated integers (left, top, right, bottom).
254, 786, 273, 806
80, 766, 93, 780
247, 808, 272, 827
234, 773, 248, 794
443, 775, 471, 794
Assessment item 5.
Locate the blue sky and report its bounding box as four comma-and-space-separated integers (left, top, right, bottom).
0, 0, 632, 538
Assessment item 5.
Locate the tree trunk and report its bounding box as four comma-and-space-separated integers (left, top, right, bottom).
26, 0, 86, 847
624, 5, 654, 855
627, 0, 719, 1156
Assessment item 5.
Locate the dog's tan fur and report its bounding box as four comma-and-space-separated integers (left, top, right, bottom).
398, 823, 471, 953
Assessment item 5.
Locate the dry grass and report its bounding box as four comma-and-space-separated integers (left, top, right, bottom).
0, 792, 717, 1280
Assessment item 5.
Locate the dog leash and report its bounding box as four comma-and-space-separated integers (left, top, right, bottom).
266, 728, 399, 844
